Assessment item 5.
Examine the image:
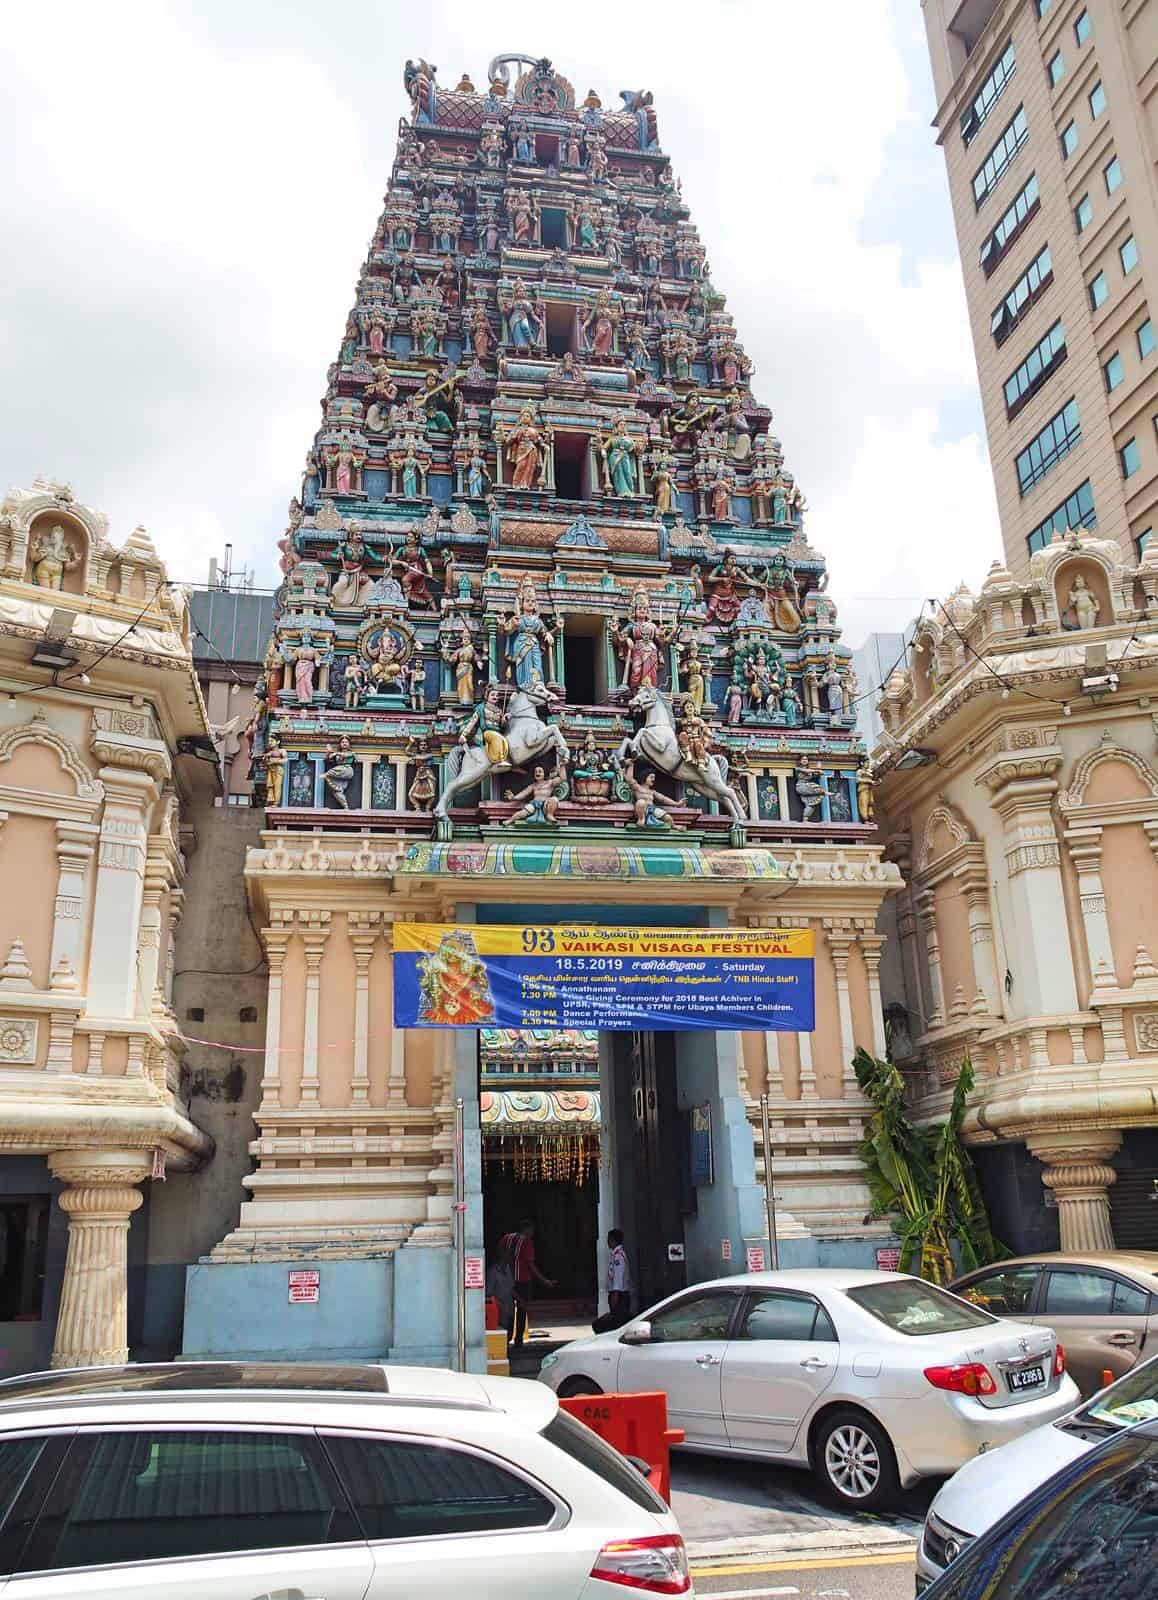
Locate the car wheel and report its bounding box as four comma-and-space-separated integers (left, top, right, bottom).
557, 1377, 604, 1398
815, 1408, 900, 1511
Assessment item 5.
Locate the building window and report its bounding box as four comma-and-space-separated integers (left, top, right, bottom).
1121, 235, 1139, 274
1139, 318, 1156, 359
980, 173, 1040, 275
1075, 194, 1093, 232
1061, 120, 1079, 159
1048, 50, 1065, 87
961, 40, 1016, 146
991, 244, 1053, 346
1090, 270, 1109, 309
1075, 8, 1091, 44
1016, 398, 1081, 495
1088, 81, 1106, 118
1004, 320, 1067, 418
1026, 479, 1096, 554
1105, 156, 1122, 194
973, 105, 1029, 209
1036, 0, 1052, 13
1105, 352, 1124, 391
1121, 438, 1141, 477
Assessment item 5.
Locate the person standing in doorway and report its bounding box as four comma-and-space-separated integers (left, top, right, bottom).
592, 1229, 632, 1333
502, 1219, 556, 1348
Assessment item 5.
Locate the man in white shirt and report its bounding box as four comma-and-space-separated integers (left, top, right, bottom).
592, 1228, 632, 1333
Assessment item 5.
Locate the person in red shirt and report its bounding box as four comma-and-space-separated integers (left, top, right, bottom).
499, 1220, 556, 1347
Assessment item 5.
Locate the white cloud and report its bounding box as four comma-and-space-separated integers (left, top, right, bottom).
0, 0, 1000, 635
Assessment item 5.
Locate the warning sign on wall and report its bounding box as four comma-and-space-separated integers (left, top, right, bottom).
745, 1246, 766, 1273
288, 1269, 320, 1304
464, 1254, 485, 1289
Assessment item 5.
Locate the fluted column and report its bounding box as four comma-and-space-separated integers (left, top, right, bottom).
960, 867, 1001, 1016
387, 916, 408, 1105
298, 912, 331, 1107
137, 848, 169, 1017
88, 768, 156, 1018
258, 919, 293, 1112
824, 921, 860, 1097
348, 912, 380, 1108
914, 889, 945, 1027
1065, 827, 1115, 981
51, 822, 96, 985
49, 1151, 150, 1368
858, 931, 889, 1058
1029, 1132, 1121, 1251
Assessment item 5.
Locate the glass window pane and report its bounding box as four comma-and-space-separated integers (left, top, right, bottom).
1121, 236, 1139, 273
1140, 319, 1156, 359
1112, 1280, 1149, 1317
650, 1291, 736, 1341
1076, 194, 1093, 231
1089, 81, 1106, 116
1075, 8, 1091, 44
1106, 157, 1122, 193
958, 1266, 1041, 1315
1091, 272, 1109, 308
322, 1434, 554, 1540
1106, 353, 1124, 391
1122, 438, 1141, 477
1045, 1270, 1116, 1315
33, 1430, 348, 1571
1062, 121, 1079, 157
1049, 51, 1065, 85
845, 1280, 994, 1335
739, 1293, 825, 1342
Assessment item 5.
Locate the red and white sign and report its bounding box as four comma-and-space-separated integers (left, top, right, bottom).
721, 1239, 732, 1261
745, 1246, 766, 1273
464, 1254, 485, 1290
288, 1269, 320, 1304
875, 1246, 902, 1272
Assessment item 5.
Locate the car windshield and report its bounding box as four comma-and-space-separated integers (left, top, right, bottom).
1083, 1359, 1158, 1431
844, 1279, 995, 1336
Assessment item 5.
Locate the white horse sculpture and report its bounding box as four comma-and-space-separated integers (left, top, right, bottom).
613, 685, 747, 823
435, 683, 571, 827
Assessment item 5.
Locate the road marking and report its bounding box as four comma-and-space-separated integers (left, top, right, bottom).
690, 1551, 916, 1578
705, 1587, 799, 1598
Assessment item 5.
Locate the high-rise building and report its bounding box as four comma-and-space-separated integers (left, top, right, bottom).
921, 0, 1158, 571
181, 53, 901, 1369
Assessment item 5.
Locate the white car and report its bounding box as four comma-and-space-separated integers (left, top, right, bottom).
0, 1360, 691, 1598
539, 1268, 1080, 1510
916, 1350, 1158, 1590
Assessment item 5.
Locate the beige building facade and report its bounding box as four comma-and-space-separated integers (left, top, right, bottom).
0, 478, 214, 1373
922, 0, 1158, 571
874, 531, 1158, 1250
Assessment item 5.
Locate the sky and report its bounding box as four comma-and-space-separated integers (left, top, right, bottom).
0, 0, 1002, 649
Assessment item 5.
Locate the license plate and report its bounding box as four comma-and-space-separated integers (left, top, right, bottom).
1007, 1364, 1045, 1392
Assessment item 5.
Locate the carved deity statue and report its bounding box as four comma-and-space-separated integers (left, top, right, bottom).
331, 531, 375, 607
443, 627, 484, 705
503, 575, 555, 688
393, 529, 434, 607
323, 737, 356, 809
29, 524, 80, 589
1069, 574, 1100, 630
624, 766, 681, 830
599, 417, 639, 496
499, 406, 550, 490
503, 764, 567, 828
611, 587, 673, 692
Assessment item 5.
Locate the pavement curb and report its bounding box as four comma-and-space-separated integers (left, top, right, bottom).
686, 1526, 917, 1568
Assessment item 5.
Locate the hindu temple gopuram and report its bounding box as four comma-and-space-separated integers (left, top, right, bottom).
181, 54, 903, 1367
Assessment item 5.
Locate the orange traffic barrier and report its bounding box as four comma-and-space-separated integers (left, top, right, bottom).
1103, 1368, 1114, 1389
559, 1390, 685, 1504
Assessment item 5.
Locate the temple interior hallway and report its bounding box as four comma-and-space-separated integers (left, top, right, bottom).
482, 1164, 599, 1314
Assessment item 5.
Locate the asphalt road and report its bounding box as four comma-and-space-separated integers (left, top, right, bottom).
671, 1450, 937, 1547
690, 1550, 918, 1599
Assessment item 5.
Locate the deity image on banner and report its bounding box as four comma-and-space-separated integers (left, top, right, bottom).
417, 930, 496, 1025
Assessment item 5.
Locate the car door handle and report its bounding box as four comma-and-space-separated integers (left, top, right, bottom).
1107, 1331, 1138, 1346
696, 1353, 721, 1366
799, 1357, 829, 1370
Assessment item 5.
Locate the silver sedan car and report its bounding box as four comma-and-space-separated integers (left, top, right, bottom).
539, 1268, 1080, 1510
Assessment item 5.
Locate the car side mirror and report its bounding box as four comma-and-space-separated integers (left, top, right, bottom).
620, 1321, 654, 1345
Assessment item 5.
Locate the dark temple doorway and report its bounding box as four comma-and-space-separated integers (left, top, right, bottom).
611, 1030, 687, 1310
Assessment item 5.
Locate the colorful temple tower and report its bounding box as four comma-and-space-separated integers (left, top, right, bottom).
183, 55, 901, 1367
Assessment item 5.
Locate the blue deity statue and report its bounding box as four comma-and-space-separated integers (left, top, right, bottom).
502, 580, 555, 688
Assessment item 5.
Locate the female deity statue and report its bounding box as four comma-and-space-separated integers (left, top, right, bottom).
709, 472, 732, 522
392, 529, 434, 607
442, 628, 483, 705
575, 204, 598, 251
401, 447, 421, 500
422, 370, 459, 432
499, 407, 549, 490
502, 279, 543, 349
323, 737, 356, 810
331, 531, 375, 607
600, 418, 639, 496
436, 256, 459, 307
759, 556, 803, 632
29, 525, 80, 589
407, 758, 438, 813
1069, 574, 1100, 629
855, 758, 875, 823
679, 638, 707, 713
626, 324, 650, 374
610, 587, 674, 692
651, 461, 675, 514
565, 129, 582, 167
512, 121, 534, 164
470, 305, 493, 358
572, 732, 614, 805
459, 686, 510, 765
466, 448, 491, 499
707, 549, 745, 627
502, 577, 555, 689
510, 192, 536, 242
745, 648, 777, 716
262, 737, 287, 808
781, 682, 803, 728
366, 312, 389, 355
343, 656, 368, 708
293, 643, 319, 703
771, 469, 790, 526
822, 654, 846, 717
582, 288, 618, 357
750, 474, 773, 524
723, 391, 752, 461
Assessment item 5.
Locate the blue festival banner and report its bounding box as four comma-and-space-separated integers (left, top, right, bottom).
393, 924, 815, 1032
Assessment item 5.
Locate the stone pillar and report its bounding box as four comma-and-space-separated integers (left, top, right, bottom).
51, 822, 96, 984
164, 887, 184, 1006
858, 931, 889, 1058
88, 769, 156, 1018
914, 890, 945, 1027
960, 866, 1002, 1016
258, 917, 293, 1112
797, 1027, 817, 1098
1064, 827, 1115, 979
824, 922, 859, 1096
1029, 1131, 1121, 1251
137, 847, 170, 1017
297, 912, 330, 1107
49, 1151, 150, 1368
348, 912, 380, 1108
894, 885, 927, 1036
386, 917, 408, 1105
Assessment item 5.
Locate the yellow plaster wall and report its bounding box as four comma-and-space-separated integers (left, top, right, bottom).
103, 1035, 128, 1075
847, 943, 874, 1051
812, 925, 844, 1098
933, 875, 975, 1010
279, 934, 306, 1107
318, 913, 355, 1106
1102, 821, 1158, 986
0, 811, 57, 990
405, 1028, 436, 1109
1046, 1028, 1074, 1066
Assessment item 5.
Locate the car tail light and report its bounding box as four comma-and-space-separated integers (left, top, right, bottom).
924, 1362, 997, 1396
1054, 1343, 1065, 1376
589, 1533, 691, 1593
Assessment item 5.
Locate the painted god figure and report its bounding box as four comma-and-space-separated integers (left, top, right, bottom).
503, 577, 555, 689
418, 932, 496, 1025
331, 531, 374, 607
466, 448, 491, 499
369, 633, 405, 690
442, 628, 483, 705
706, 548, 745, 627
1069, 574, 1100, 629
680, 638, 707, 713
502, 279, 543, 349
459, 685, 510, 764
582, 291, 617, 358
575, 204, 598, 251
393, 530, 434, 607
293, 643, 319, 702
503, 764, 567, 828
600, 418, 638, 496
323, 736, 356, 810
470, 305, 493, 358
29, 524, 80, 589
611, 587, 673, 692
651, 461, 675, 514
500, 407, 549, 490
